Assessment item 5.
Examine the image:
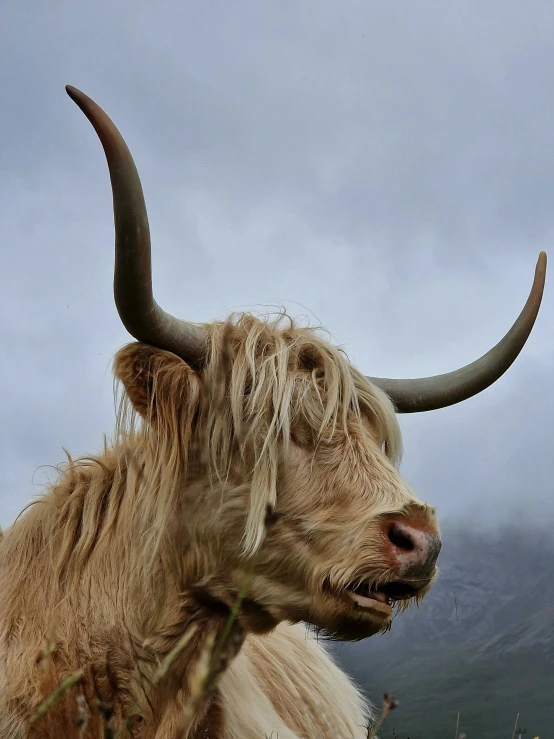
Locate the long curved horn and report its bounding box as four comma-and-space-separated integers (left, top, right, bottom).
66, 86, 546, 410
368, 251, 547, 413
66, 85, 208, 368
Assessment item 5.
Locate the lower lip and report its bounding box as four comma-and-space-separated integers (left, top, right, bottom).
348, 592, 392, 616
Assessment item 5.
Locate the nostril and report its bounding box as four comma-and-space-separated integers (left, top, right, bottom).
387, 522, 415, 552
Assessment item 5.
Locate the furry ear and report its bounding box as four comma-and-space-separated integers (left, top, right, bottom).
113, 343, 202, 422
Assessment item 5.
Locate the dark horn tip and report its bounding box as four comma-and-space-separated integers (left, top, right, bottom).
65, 85, 90, 110
534, 250, 547, 294
65, 86, 100, 120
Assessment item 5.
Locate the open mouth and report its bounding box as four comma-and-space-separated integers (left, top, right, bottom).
344, 580, 419, 616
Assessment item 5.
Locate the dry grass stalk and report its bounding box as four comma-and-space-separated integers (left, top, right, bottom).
28, 669, 84, 727
511, 712, 520, 739
366, 693, 399, 738
175, 571, 254, 737
152, 623, 200, 685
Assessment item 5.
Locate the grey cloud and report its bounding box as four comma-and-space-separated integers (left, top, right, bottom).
1, 0, 553, 528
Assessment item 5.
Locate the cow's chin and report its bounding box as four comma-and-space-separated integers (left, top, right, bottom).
290, 593, 394, 642
235, 585, 394, 642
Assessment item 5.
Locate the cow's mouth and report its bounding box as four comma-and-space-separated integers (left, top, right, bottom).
344, 580, 419, 616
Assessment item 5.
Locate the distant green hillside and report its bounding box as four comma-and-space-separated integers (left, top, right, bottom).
361, 643, 553, 739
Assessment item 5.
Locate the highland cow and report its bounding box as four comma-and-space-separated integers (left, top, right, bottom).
0, 86, 546, 738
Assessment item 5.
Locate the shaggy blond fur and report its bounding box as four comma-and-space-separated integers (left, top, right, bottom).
0, 313, 435, 737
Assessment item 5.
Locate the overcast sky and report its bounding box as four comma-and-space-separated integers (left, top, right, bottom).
1, 0, 553, 535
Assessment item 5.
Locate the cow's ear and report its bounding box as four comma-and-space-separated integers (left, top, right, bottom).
114, 342, 202, 422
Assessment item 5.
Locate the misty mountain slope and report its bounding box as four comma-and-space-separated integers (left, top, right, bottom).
331, 525, 554, 739
474, 603, 554, 659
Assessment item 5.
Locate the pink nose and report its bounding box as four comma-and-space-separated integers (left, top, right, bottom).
386, 521, 441, 579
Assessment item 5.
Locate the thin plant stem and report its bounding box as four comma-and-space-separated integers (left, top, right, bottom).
28, 669, 84, 726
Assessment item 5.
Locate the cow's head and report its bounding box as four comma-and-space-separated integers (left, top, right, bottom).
66, 86, 546, 641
